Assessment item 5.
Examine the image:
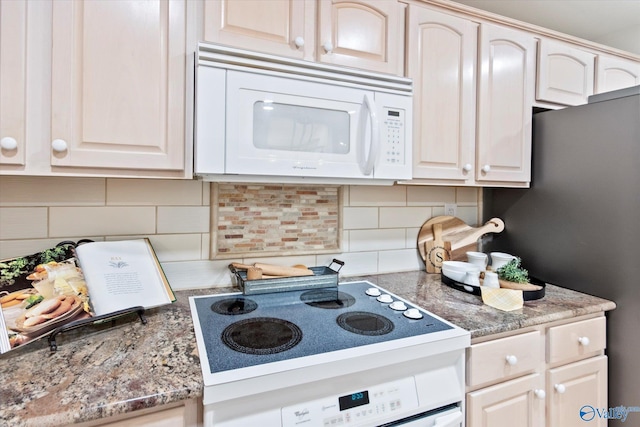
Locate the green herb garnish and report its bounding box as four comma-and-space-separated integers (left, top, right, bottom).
497, 258, 529, 283
24, 294, 44, 309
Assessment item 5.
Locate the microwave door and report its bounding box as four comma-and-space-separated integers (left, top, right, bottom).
225, 71, 374, 179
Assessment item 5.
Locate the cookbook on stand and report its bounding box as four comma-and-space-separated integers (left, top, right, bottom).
0, 238, 175, 353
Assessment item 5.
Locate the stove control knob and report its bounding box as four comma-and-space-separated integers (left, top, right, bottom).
377, 294, 393, 304
366, 287, 382, 297
389, 301, 407, 311
403, 308, 423, 319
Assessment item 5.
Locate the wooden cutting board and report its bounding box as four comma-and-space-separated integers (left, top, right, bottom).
417, 216, 505, 265
424, 223, 451, 273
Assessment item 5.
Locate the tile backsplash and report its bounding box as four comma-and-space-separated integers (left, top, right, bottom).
0, 176, 480, 289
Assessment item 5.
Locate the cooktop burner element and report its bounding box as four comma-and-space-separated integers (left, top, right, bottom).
336, 311, 394, 336
300, 289, 355, 309
190, 281, 458, 385
211, 297, 257, 315
221, 317, 302, 355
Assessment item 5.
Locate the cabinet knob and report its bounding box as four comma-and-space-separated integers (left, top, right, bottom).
505, 354, 518, 365
294, 36, 305, 48
463, 163, 472, 172
323, 41, 334, 53
534, 389, 546, 399
51, 139, 68, 153
578, 336, 590, 346
481, 164, 491, 174
554, 383, 566, 394
0, 136, 18, 150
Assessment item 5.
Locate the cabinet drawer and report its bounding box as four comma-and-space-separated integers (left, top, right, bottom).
547, 317, 606, 364
467, 331, 542, 387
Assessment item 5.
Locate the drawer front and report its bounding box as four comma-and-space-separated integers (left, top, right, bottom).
547, 317, 606, 364
467, 331, 542, 387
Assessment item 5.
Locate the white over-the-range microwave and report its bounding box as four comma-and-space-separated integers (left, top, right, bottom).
194, 42, 413, 185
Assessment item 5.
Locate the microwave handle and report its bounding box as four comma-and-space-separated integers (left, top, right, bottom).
358, 93, 379, 176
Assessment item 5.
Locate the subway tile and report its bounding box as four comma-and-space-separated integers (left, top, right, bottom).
318, 251, 378, 276
406, 227, 421, 248
0, 176, 105, 206
157, 206, 210, 233
106, 179, 203, 206
349, 228, 406, 252
0, 208, 48, 239
378, 249, 424, 273
343, 207, 378, 230
161, 260, 233, 289
0, 238, 80, 259
147, 234, 203, 262
457, 206, 480, 226
349, 185, 406, 206
202, 233, 210, 260
456, 187, 480, 204
407, 186, 456, 205
49, 207, 156, 237
379, 207, 431, 229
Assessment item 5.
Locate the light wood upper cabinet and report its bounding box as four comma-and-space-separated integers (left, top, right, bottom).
407, 4, 477, 182
203, 0, 404, 75
317, 0, 404, 75
595, 54, 640, 94
0, 0, 27, 166
476, 23, 536, 185
537, 38, 595, 106
50, 0, 187, 172
203, 0, 314, 60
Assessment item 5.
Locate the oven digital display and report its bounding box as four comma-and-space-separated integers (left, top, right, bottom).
339, 391, 370, 411
388, 110, 400, 117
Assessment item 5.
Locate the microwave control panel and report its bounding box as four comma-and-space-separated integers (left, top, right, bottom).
381, 108, 406, 165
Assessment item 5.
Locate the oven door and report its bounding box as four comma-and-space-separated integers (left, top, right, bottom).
382, 404, 463, 427
225, 70, 378, 179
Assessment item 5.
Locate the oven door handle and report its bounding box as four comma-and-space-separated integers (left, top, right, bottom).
357, 93, 379, 176
433, 409, 463, 427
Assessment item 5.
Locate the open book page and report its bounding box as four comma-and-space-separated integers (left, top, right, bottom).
75, 239, 175, 316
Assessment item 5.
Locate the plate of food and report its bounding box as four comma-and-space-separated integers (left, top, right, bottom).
13, 295, 84, 336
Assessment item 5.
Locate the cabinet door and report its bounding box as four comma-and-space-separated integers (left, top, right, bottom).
537, 39, 595, 106
318, 0, 404, 75
0, 0, 27, 166
467, 373, 545, 427
595, 54, 640, 93
547, 356, 607, 427
50, 0, 186, 172
407, 5, 477, 182
476, 23, 536, 184
203, 0, 313, 60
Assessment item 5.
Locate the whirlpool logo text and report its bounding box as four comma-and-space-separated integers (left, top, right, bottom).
580, 405, 640, 422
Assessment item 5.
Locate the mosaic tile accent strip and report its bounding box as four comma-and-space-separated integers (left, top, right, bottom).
213, 184, 341, 258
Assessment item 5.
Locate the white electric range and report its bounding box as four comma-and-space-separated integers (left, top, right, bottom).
189, 281, 470, 427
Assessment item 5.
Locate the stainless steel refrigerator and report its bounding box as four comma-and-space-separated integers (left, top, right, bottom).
483, 85, 640, 407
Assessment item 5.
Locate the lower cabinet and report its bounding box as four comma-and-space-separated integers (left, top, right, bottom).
466, 314, 608, 427
468, 373, 545, 427
547, 356, 607, 427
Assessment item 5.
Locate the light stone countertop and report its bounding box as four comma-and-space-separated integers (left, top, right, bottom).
0, 272, 615, 426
